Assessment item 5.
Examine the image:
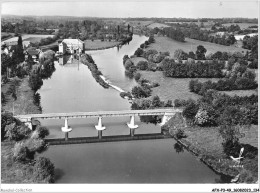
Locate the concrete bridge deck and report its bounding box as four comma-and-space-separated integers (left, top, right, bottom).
15, 108, 182, 121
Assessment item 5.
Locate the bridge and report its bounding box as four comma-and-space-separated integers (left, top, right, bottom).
15, 108, 182, 140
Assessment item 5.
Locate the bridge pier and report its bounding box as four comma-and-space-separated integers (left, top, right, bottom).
61, 118, 72, 141
95, 117, 106, 139
127, 115, 138, 137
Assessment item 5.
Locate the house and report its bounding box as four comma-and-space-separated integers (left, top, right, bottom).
25, 47, 42, 62
58, 39, 85, 54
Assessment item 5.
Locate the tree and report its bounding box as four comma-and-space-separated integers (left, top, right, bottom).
28, 74, 43, 91
182, 100, 199, 120
174, 49, 184, 60
151, 95, 162, 108
131, 86, 151, 98
196, 45, 207, 60
11, 36, 25, 65
134, 48, 144, 57
188, 51, 196, 59
1, 53, 12, 76
148, 35, 155, 43
136, 61, 148, 70
33, 157, 55, 183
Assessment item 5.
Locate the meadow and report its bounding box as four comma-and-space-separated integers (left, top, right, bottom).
147, 22, 170, 29
145, 36, 247, 56
139, 71, 220, 102
2, 34, 54, 43
222, 23, 258, 29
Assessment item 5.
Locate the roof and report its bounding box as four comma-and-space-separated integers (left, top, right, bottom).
26, 47, 41, 56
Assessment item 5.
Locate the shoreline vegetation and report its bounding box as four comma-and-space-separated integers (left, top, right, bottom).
80, 54, 110, 89
163, 113, 258, 183
1, 49, 57, 183
84, 40, 121, 51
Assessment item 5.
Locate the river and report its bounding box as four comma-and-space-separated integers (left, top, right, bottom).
38, 34, 227, 183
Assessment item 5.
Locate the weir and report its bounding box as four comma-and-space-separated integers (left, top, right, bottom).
15, 108, 182, 141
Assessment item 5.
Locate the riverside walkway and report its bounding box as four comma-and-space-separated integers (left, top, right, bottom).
15, 108, 182, 141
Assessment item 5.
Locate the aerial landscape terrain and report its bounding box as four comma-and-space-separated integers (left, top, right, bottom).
1, 1, 258, 192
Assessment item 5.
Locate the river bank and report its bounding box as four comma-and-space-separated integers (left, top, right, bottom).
163, 113, 258, 183
1, 77, 41, 115
80, 54, 110, 89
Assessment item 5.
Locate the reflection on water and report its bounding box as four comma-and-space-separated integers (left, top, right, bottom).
174, 142, 185, 154
58, 55, 80, 66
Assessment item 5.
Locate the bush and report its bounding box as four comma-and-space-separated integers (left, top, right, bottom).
175, 129, 186, 139
13, 142, 32, 163
182, 100, 199, 120
131, 86, 151, 98
148, 35, 155, 43
134, 72, 141, 81
31, 126, 49, 139
136, 61, 148, 70
24, 138, 48, 153
123, 55, 129, 64
33, 157, 55, 183
147, 62, 157, 71
29, 74, 43, 91
174, 99, 190, 107
134, 48, 144, 57
124, 59, 134, 70
5, 123, 31, 141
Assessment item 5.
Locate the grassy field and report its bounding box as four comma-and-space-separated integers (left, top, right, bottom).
128, 20, 154, 27
222, 23, 258, 29
239, 125, 258, 148
131, 57, 148, 65
1, 77, 41, 115
166, 116, 258, 182
145, 36, 247, 57
2, 34, 54, 43
139, 71, 220, 102
23, 37, 44, 43
84, 40, 121, 50
147, 22, 170, 29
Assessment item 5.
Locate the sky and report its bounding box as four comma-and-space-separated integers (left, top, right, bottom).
1, 0, 259, 18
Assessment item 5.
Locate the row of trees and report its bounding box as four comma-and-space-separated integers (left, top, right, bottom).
162, 58, 225, 78
242, 35, 258, 67
2, 21, 55, 35
162, 27, 185, 42
181, 27, 237, 46
189, 61, 257, 94
131, 95, 172, 110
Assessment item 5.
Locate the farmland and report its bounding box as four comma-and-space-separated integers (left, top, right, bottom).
139, 71, 220, 102
145, 36, 247, 56
128, 20, 154, 27
2, 34, 54, 43
147, 22, 170, 29
222, 23, 258, 29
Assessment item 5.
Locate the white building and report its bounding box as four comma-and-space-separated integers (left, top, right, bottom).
59, 39, 85, 54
